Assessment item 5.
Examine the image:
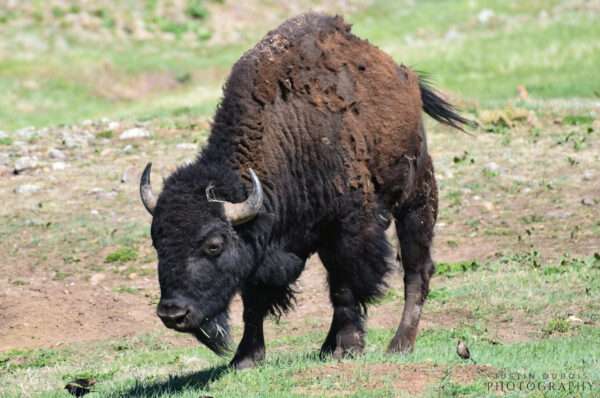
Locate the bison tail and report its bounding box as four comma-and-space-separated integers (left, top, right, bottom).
419, 76, 472, 131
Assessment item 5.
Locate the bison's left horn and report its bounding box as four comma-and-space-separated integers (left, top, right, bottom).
220, 169, 264, 225
140, 162, 158, 215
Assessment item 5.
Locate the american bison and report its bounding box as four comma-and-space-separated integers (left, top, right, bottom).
140, 13, 467, 369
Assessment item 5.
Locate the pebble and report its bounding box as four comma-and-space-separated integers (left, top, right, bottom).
0, 152, 9, 166
582, 170, 594, 182
478, 9, 495, 24
123, 144, 134, 153
62, 131, 93, 148
485, 162, 500, 172
0, 131, 8, 139
15, 127, 38, 140
107, 121, 120, 130
0, 165, 11, 176
14, 156, 38, 173
52, 161, 68, 171
119, 127, 150, 140
444, 28, 461, 42
90, 273, 106, 286
581, 197, 595, 206
48, 148, 67, 160
15, 184, 41, 194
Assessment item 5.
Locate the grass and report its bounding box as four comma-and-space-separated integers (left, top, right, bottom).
1, 253, 598, 397
105, 247, 138, 263
2, 0, 600, 130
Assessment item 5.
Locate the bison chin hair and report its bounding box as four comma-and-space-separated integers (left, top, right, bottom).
192, 311, 231, 356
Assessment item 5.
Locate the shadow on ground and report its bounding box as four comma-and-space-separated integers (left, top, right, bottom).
118, 365, 229, 397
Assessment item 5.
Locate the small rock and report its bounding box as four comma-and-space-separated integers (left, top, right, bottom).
127, 273, 138, 280
16, 127, 38, 140
567, 315, 584, 325
582, 170, 594, 181
0, 131, 8, 139
176, 143, 197, 150
581, 197, 595, 206
444, 28, 461, 42
123, 144, 134, 153
52, 161, 68, 171
62, 131, 93, 148
121, 169, 129, 183
81, 119, 93, 126
90, 273, 106, 286
107, 121, 120, 130
15, 184, 41, 194
14, 156, 38, 173
0, 165, 11, 176
485, 162, 500, 173
482, 201, 494, 211
478, 9, 495, 24
0, 152, 9, 166
48, 148, 67, 160
119, 128, 150, 140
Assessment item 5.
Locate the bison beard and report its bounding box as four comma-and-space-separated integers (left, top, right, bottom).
141, 13, 468, 368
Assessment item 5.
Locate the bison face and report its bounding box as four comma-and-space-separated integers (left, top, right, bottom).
140, 164, 264, 355
153, 217, 251, 354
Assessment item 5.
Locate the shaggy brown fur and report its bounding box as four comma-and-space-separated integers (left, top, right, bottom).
146, 13, 467, 368
211, 14, 424, 209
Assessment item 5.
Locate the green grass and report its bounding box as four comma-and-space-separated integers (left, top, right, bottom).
1, 253, 598, 397
105, 247, 138, 263
1, 326, 598, 397
350, 0, 600, 103
2, 0, 600, 130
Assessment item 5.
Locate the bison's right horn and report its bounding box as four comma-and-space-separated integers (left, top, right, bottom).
140, 162, 158, 215
217, 169, 264, 225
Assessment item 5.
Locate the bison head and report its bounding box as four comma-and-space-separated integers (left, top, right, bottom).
139, 163, 264, 354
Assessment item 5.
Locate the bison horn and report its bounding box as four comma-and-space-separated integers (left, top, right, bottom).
140, 162, 158, 215
214, 169, 264, 225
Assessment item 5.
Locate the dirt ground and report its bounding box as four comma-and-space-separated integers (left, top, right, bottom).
1, 109, 599, 354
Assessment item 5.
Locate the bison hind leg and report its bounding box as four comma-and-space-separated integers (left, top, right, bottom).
318, 212, 393, 359
387, 161, 437, 354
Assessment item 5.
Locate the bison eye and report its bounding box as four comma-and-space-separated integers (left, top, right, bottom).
202, 235, 224, 256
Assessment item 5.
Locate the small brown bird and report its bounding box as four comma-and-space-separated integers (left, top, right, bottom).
456, 340, 476, 364
64, 378, 96, 397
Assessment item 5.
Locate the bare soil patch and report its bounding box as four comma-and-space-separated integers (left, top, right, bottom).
294, 362, 496, 396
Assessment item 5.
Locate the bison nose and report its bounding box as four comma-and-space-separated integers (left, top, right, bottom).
157, 299, 190, 330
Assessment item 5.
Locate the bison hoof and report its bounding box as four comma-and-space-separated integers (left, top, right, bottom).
321, 330, 365, 359
230, 357, 259, 370
230, 349, 265, 370
386, 336, 414, 355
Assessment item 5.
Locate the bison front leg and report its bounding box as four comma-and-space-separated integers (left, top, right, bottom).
319, 284, 365, 359
230, 290, 266, 370
231, 283, 296, 369
387, 171, 437, 354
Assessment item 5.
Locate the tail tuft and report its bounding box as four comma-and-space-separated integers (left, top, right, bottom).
419, 76, 472, 131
